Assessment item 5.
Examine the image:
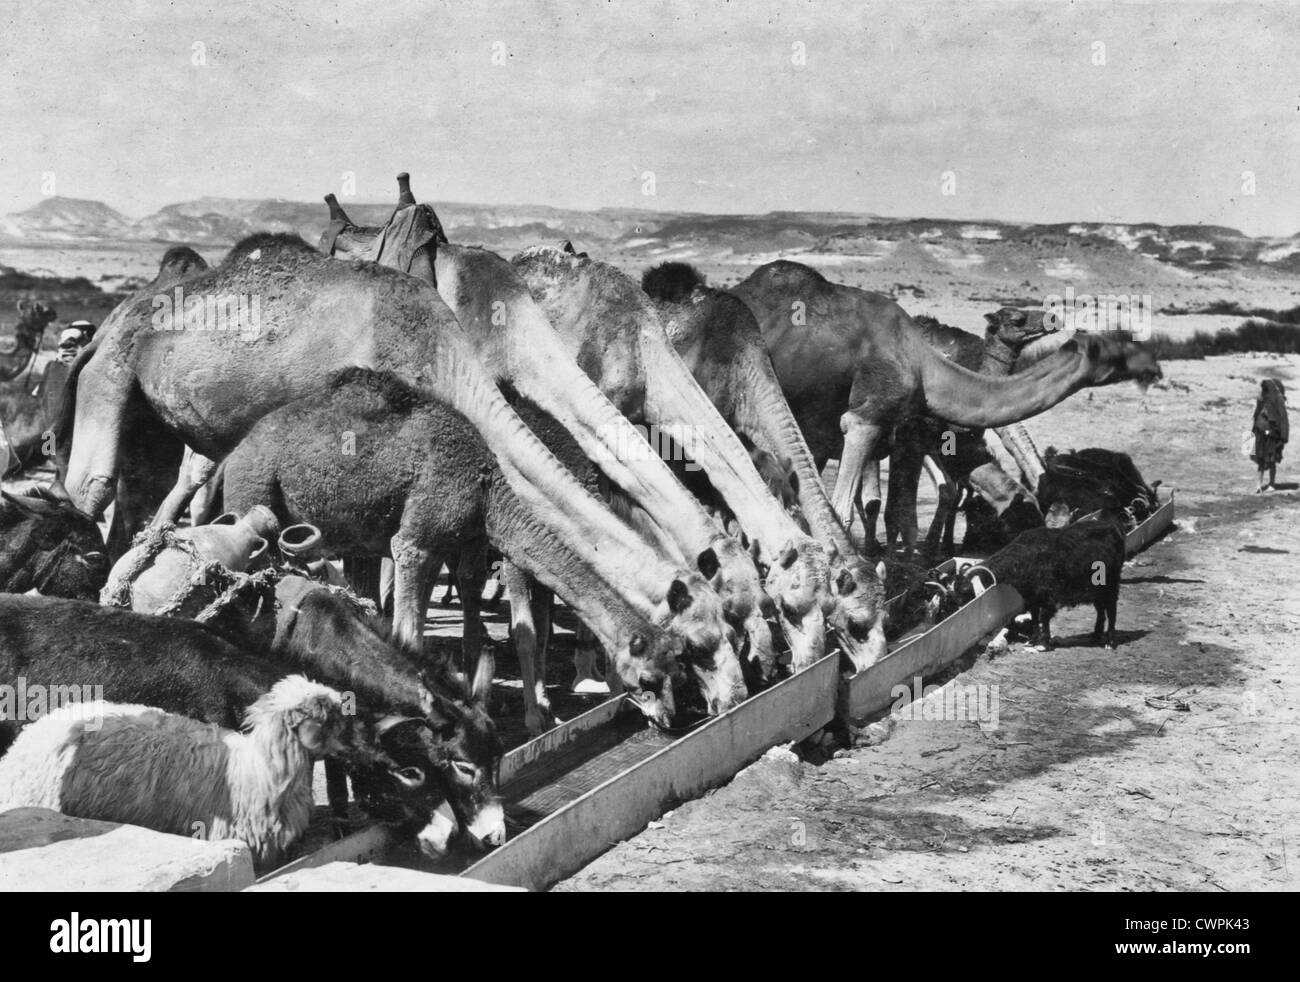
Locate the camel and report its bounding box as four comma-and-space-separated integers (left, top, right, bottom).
504, 244, 892, 671
220, 368, 743, 728
884, 309, 1061, 557
58, 234, 741, 722
730, 261, 1161, 550
320, 178, 800, 673
638, 261, 889, 667
0, 299, 59, 474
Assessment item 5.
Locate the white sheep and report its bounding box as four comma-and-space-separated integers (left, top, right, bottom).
0, 675, 347, 869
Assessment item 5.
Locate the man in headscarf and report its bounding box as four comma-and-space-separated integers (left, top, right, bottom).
1252, 378, 1288, 492
57, 320, 95, 366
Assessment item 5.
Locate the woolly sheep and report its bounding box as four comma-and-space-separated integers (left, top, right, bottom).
0, 675, 347, 869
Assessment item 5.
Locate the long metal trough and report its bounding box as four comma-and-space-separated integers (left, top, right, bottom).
460, 651, 843, 891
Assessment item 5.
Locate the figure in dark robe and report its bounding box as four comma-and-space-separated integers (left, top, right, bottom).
1252, 378, 1288, 492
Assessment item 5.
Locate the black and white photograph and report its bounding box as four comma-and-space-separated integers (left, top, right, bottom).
0, 0, 1291, 933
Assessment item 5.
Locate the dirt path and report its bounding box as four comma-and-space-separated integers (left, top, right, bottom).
557, 353, 1300, 891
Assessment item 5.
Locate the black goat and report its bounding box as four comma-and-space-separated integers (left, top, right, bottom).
1038, 447, 1160, 527
949, 518, 1125, 650
879, 555, 946, 641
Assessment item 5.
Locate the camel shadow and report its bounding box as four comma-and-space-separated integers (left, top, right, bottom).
1270, 482, 1299, 491
1124, 574, 1207, 584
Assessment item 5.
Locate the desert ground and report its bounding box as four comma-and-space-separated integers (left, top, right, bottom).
554, 352, 1300, 891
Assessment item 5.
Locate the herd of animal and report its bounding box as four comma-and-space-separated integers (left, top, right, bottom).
0, 172, 1164, 870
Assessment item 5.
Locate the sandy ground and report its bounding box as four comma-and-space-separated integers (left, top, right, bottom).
556, 353, 1300, 891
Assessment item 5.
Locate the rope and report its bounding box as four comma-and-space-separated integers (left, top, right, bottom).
100, 523, 186, 607
192, 566, 280, 625
103, 525, 380, 629
102, 523, 276, 621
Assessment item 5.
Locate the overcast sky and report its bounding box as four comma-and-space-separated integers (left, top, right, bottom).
1, 0, 1297, 234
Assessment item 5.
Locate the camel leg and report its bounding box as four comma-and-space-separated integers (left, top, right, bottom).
456, 549, 493, 705
502, 562, 556, 735
389, 534, 442, 660
943, 483, 965, 554
108, 415, 186, 556
378, 558, 395, 619
921, 454, 957, 559
481, 569, 505, 611
858, 460, 883, 548
341, 556, 383, 609
572, 621, 606, 693
832, 416, 885, 550
63, 362, 130, 519
528, 578, 554, 716
189, 460, 224, 526
438, 561, 457, 605
886, 445, 926, 557
155, 448, 219, 528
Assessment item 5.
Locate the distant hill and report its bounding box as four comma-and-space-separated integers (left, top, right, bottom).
2, 194, 1299, 285
0, 197, 133, 240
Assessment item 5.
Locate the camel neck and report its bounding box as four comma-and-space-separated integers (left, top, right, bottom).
918, 333, 1091, 427
639, 314, 808, 559
483, 470, 651, 650
733, 344, 856, 557
978, 337, 1019, 376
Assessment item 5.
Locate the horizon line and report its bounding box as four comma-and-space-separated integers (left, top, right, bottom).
5, 194, 1286, 241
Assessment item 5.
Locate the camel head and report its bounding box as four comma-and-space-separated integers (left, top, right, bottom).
615, 626, 686, 729
153, 246, 209, 287
765, 537, 828, 672
1073, 332, 1162, 389
619, 632, 683, 728
641, 261, 707, 305
822, 544, 890, 671
655, 567, 747, 719
698, 535, 780, 689
984, 307, 1056, 350
14, 299, 57, 342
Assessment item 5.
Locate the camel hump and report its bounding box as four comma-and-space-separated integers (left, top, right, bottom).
754, 259, 828, 288
641, 261, 706, 303
223, 232, 317, 265
154, 246, 209, 286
